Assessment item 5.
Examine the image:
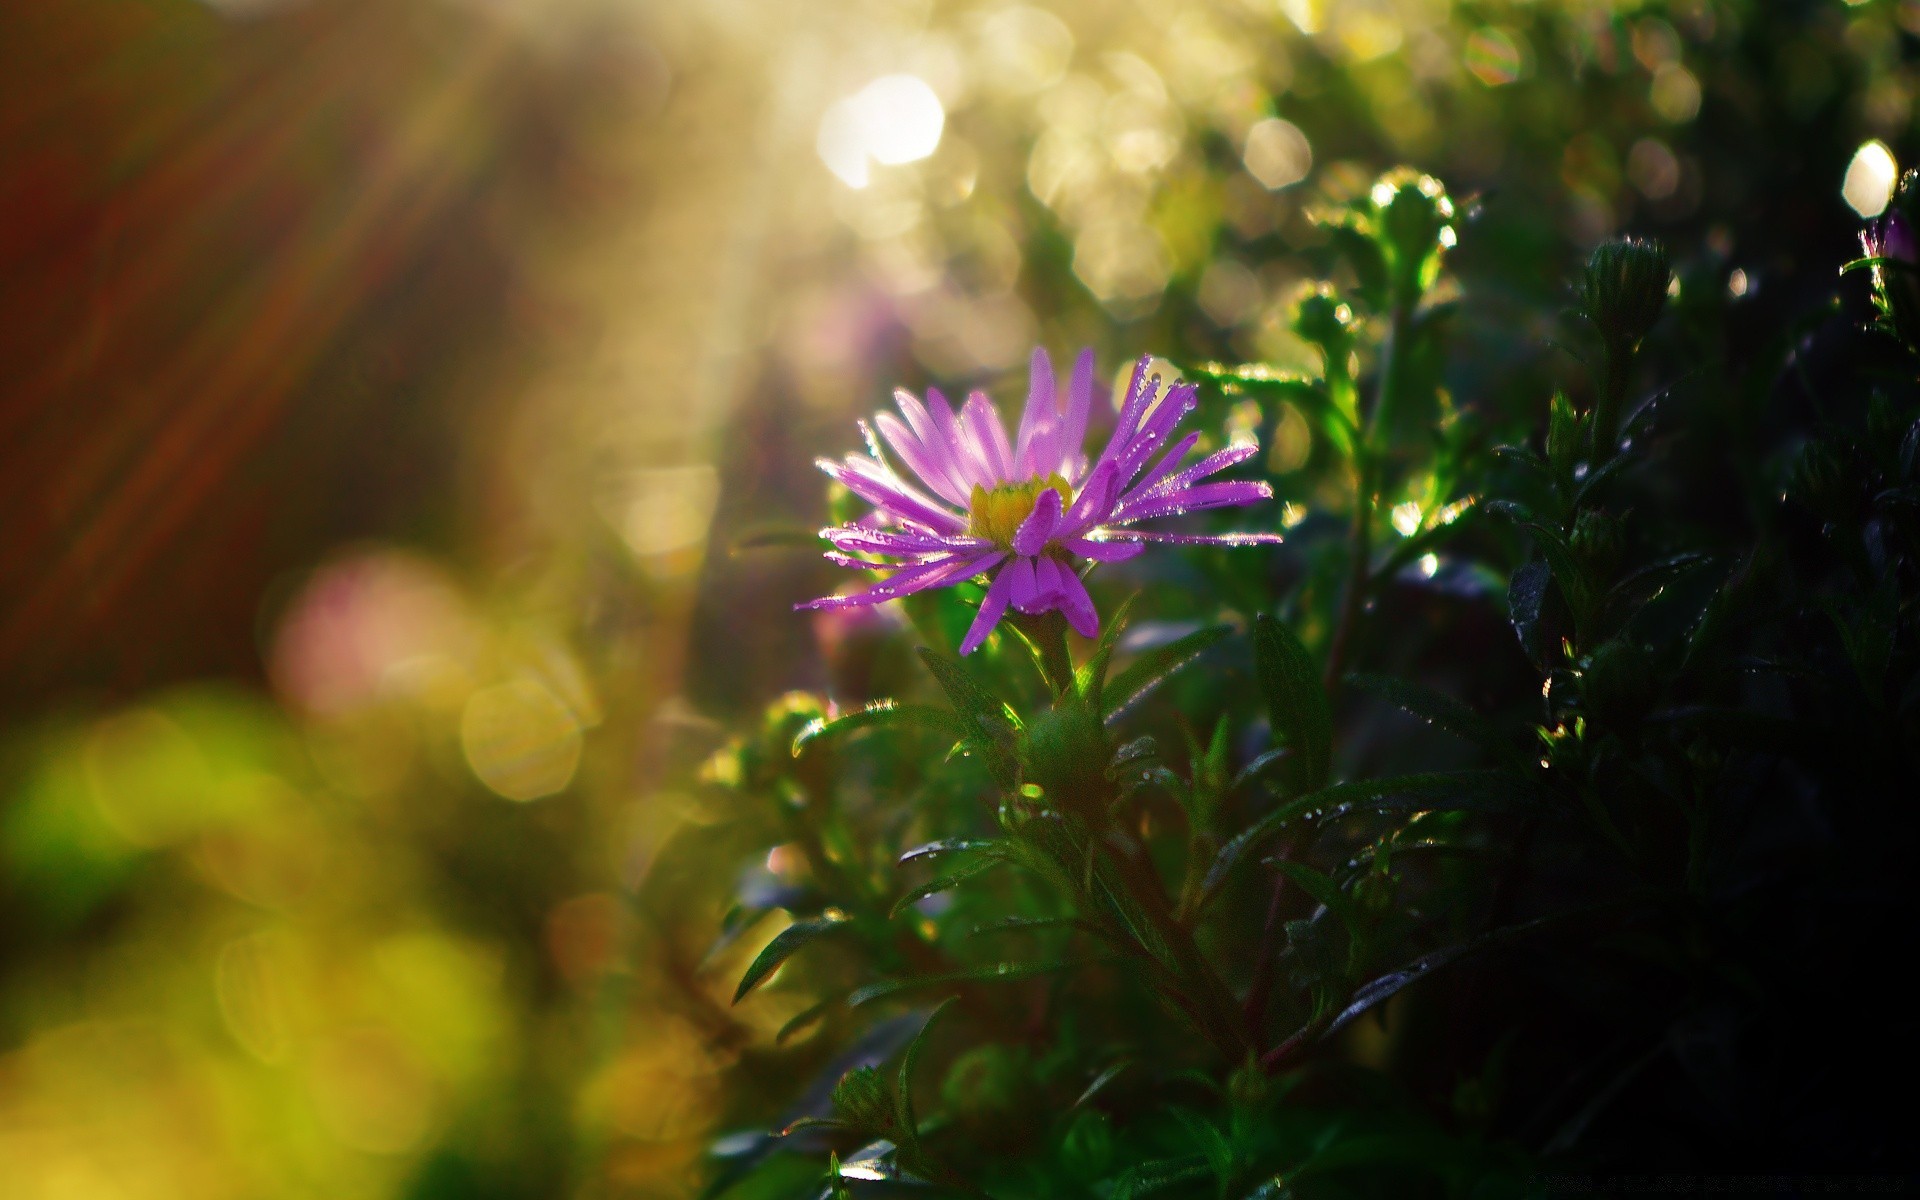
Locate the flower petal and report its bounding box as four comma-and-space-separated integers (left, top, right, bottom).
818, 456, 966, 534
1126, 431, 1200, 499
1099, 529, 1285, 546
1060, 348, 1095, 478
893, 390, 970, 501
1062, 536, 1148, 562
797, 551, 1004, 610
924, 387, 986, 491
876, 411, 971, 507
1113, 479, 1275, 523
1014, 346, 1056, 477
1011, 487, 1063, 555
959, 560, 1020, 655
1001, 555, 1041, 611
1060, 459, 1120, 534
962, 390, 1016, 483
1125, 441, 1260, 507
825, 526, 989, 556
1114, 382, 1198, 484
1036, 556, 1099, 637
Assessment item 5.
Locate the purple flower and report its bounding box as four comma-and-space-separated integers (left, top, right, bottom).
799, 349, 1281, 654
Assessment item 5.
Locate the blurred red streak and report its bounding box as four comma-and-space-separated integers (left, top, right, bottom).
0, 0, 523, 686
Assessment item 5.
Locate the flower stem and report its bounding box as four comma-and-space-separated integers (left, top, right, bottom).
1324, 296, 1407, 690
1007, 610, 1076, 696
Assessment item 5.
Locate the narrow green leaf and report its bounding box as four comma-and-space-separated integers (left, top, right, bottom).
847, 960, 1082, 1007
1347, 672, 1501, 751
1507, 558, 1555, 669
774, 998, 834, 1044
1073, 1059, 1134, 1109
916, 647, 1020, 789
1101, 624, 1235, 722
733, 915, 850, 1004
1273, 860, 1363, 944
1202, 771, 1534, 905
1106, 735, 1161, 776
1075, 594, 1138, 709
1679, 561, 1745, 678
1252, 614, 1333, 791
890, 853, 1007, 918
1572, 453, 1633, 507
892, 996, 957, 1173
1112, 1156, 1213, 1200
897, 838, 999, 866
1170, 1109, 1234, 1183
964, 914, 1105, 941
1229, 747, 1293, 792
792, 701, 969, 757
1525, 522, 1593, 625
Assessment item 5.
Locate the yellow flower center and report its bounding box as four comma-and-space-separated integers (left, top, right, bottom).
967, 474, 1071, 548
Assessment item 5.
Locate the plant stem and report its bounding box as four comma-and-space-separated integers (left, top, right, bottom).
1324, 297, 1408, 690
1008, 610, 1075, 696
1097, 825, 1255, 1061
1589, 340, 1631, 462
1323, 455, 1373, 692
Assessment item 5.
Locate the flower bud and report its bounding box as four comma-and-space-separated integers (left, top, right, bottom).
1570, 510, 1624, 582
1018, 701, 1106, 809
1291, 284, 1356, 355
1579, 237, 1670, 352
1371, 171, 1455, 304
830, 1065, 894, 1133
941, 1044, 1025, 1123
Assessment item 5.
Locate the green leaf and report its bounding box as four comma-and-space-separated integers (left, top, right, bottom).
1347, 673, 1503, 752
1229, 747, 1293, 792
964, 914, 1107, 942
1073, 1060, 1134, 1109
1525, 522, 1593, 627
898, 838, 999, 866
733, 915, 850, 1004
890, 852, 1008, 918
1572, 453, 1633, 507
1112, 1156, 1213, 1200
1202, 771, 1533, 905
1273, 860, 1363, 945
1679, 559, 1748, 678
1507, 559, 1555, 670
1075, 594, 1138, 709
1252, 614, 1333, 791
1100, 624, 1235, 722
892, 996, 957, 1174
792, 701, 969, 757
847, 960, 1082, 1007
774, 998, 834, 1045
916, 648, 1020, 789
1171, 1108, 1234, 1182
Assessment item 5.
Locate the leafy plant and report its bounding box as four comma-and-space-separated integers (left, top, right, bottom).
697, 162, 1919, 1199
